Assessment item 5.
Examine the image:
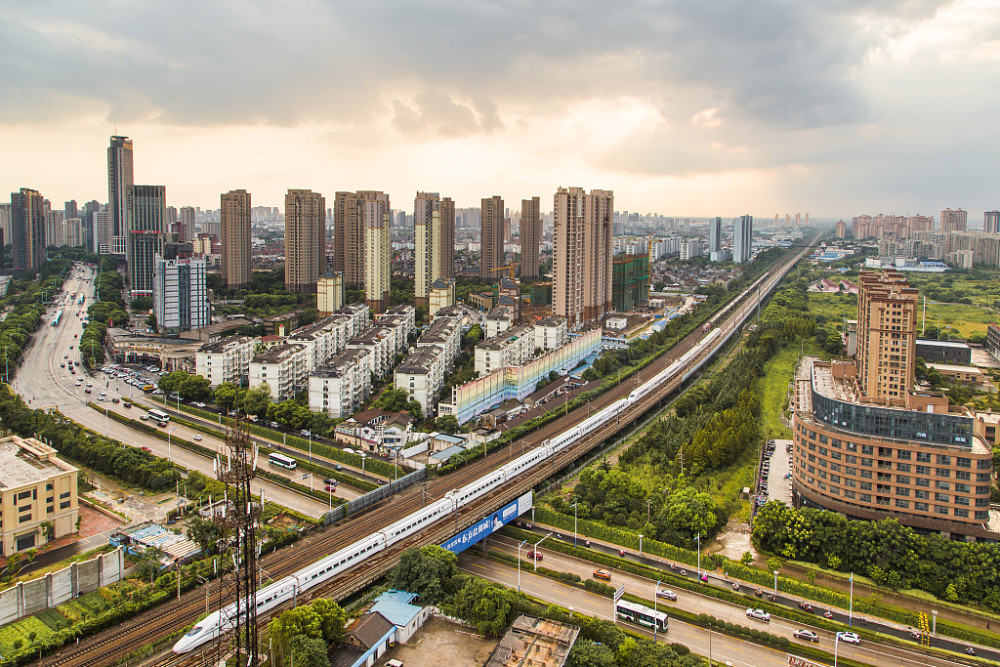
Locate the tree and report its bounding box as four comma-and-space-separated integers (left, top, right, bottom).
180, 374, 212, 401
310, 598, 347, 644
269, 605, 323, 648
213, 383, 239, 411
158, 370, 189, 395
391, 545, 458, 604
659, 487, 717, 541
241, 384, 272, 416
452, 578, 512, 637
435, 415, 459, 434
187, 517, 225, 554
288, 635, 329, 667
377, 388, 409, 412
566, 641, 616, 667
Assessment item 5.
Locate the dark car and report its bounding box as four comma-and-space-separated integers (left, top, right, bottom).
323, 478, 338, 486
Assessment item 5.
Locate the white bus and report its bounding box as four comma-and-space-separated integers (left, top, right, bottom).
616, 600, 668, 632
268, 453, 297, 470
147, 409, 170, 423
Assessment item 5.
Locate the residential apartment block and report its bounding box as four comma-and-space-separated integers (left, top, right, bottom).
308, 348, 372, 418
485, 306, 515, 339
249, 343, 309, 400
520, 197, 541, 278
534, 317, 568, 351
284, 189, 326, 293
414, 192, 454, 305
195, 335, 258, 387
0, 436, 78, 556
393, 310, 464, 416
475, 324, 536, 376
220, 189, 252, 288
480, 195, 505, 279
553, 187, 613, 326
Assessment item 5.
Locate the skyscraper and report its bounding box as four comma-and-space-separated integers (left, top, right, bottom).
107, 136, 133, 256
179, 206, 195, 242
95, 211, 113, 254
128, 185, 166, 295
480, 195, 505, 279
733, 214, 753, 264
520, 197, 541, 279
11, 188, 45, 273
284, 189, 326, 293
363, 192, 391, 313
941, 208, 967, 233
153, 252, 210, 334
984, 211, 999, 235
553, 186, 613, 326
440, 196, 455, 281
44, 210, 64, 248
856, 271, 918, 402
709, 216, 722, 253
221, 189, 252, 288
0, 204, 11, 247
414, 192, 444, 306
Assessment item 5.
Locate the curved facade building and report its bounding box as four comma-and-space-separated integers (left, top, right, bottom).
792, 359, 993, 539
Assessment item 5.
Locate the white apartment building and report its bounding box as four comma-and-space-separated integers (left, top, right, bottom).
377, 305, 416, 353
333, 303, 371, 338
534, 317, 568, 351
475, 324, 536, 376
308, 348, 372, 418
195, 335, 258, 387
287, 314, 355, 370
248, 343, 309, 400
394, 345, 445, 417
485, 306, 514, 339
417, 315, 462, 365
347, 327, 396, 379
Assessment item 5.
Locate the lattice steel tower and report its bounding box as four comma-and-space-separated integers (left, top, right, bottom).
213, 415, 261, 666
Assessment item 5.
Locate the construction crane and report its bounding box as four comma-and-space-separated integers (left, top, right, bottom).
490, 263, 520, 279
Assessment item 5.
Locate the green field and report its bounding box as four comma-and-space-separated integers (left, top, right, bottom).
0, 591, 111, 655
808, 290, 996, 338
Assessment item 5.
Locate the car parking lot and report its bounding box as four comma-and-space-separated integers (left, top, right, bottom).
94, 363, 166, 397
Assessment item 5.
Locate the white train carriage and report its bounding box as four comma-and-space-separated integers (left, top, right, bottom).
445, 467, 507, 507
382, 498, 453, 546
500, 445, 549, 478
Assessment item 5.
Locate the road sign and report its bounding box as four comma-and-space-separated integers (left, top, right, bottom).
787, 655, 826, 667
613, 585, 625, 602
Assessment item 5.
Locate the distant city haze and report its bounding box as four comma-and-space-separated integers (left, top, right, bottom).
2, 2, 998, 216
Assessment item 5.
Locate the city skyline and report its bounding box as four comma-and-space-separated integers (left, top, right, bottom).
2, 2, 999, 216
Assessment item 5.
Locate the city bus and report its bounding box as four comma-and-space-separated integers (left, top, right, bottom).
51, 310, 63, 327
615, 600, 668, 632
268, 453, 297, 470
147, 409, 170, 423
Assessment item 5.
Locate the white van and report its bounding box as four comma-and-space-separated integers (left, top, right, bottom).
386, 661, 404, 667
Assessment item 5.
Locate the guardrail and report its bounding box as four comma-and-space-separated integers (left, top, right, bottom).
322, 468, 428, 525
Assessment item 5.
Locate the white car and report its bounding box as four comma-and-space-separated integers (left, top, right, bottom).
746, 608, 770, 622
793, 629, 819, 642
656, 589, 677, 601
837, 632, 860, 645
192, 434, 203, 441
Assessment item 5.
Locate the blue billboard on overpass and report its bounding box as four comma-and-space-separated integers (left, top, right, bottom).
441, 491, 533, 554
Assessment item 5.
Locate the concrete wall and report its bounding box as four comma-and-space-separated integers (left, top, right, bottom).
0, 547, 124, 626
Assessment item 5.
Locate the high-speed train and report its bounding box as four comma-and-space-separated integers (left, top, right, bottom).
174, 327, 725, 653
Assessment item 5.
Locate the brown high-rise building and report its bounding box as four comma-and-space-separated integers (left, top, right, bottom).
414, 192, 453, 306
11, 188, 45, 273
835, 220, 847, 238
856, 271, 918, 402
520, 197, 541, 278
284, 189, 326, 293
941, 208, 968, 233
480, 196, 505, 279
333, 191, 390, 310
221, 189, 252, 288
553, 187, 613, 327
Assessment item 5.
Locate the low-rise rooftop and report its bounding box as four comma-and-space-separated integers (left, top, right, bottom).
0, 436, 77, 489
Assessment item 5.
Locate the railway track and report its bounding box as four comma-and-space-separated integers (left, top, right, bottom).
37, 236, 817, 667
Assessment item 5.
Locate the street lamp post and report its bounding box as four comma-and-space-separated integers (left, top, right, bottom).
848, 572, 854, 627
653, 579, 661, 643
533, 533, 552, 572
834, 632, 840, 667
517, 539, 528, 592
638, 534, 644, 555
571, 502, 578, 547
773, 570, 779, 595
932, 610, 937, 636
168, 427, 178, 461
361, 452, 367, 475
696, 534, 701, 577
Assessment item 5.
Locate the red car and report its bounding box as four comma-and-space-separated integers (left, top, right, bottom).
141, 446, 152, 452
527, 551, 543, 560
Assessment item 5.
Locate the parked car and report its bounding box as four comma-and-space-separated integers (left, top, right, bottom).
656, 589, 677, 601
793, 629, 819, 642
837, 632, 860, 645
746, 608, 770, 622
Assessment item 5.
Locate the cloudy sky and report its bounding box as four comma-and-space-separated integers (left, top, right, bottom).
2, 0, 998, 220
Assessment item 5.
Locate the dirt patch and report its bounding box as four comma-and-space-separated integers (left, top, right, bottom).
707, 518, 754, 562
385, 616, 498, 667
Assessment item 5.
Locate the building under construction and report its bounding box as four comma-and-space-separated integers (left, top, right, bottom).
484, 615, 580, 667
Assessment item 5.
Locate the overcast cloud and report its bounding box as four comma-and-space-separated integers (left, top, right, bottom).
1, 0, 998, 217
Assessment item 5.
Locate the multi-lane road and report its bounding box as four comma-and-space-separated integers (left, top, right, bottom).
11, 264, 331, 517
467, 536, 984, 667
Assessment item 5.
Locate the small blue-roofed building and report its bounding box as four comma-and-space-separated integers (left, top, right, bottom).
428, 444, 469, 465
369, 589, 430, 644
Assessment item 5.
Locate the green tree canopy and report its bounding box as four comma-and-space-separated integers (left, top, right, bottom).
288, 635, 329, 667
452, 578, 512, 637
390, 545, 458, 604
241, 384, 272, 416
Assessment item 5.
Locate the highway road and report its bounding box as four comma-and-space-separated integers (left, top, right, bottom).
10, 263, 332, 518
478, 535, 982, 667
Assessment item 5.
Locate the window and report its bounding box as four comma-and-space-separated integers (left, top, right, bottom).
896, 450, 911, 460
861, 470, 873, 479
954, 508, 969, 518
916, 465, 931, 475
954, 483, 970, 494
956, 457, 971, 468
861, 458, 873, 467
977, 486, 991, 495
819, 435, 828, 445
45, 483, 54, 491
59, 492, 70, 499
819, 447, 828, 456
916, 452, 931, 463
895, 499, 909, 508
831, 438, 841, 448
934, 493, 949, 503
862, 445, 874, 455
935, 481, 950, 490
897, 463, 911, 472
896, 487, 909, 497
955, 496, 969, 506
860, 494, 872, 503
956, 470, 971, 481
878, 447, 893, 457
831, 452, 842, 461
19, 514, 31, 523
915, 489, 929, 499
935, 468, 950, 478
896, 475, 910, 485
844, 490, 856, 499
830, 463, 841, 472
60, 501, 70, 509
846, 455, 857, 464
915, 502, 929, 511
830, 474, 841, 484
915, 478, 930, 488
846, 442, 858, 452
845, 478, 856, 488
935, 505, 949, 515
860, 482, 872, 491
936, 454, 951, 466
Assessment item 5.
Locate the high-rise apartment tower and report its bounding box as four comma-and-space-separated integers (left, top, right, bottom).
856, 271, 918, 402
221, 189, 252, 288
107, 136, 133, 255
984, 211, 1000, 235
127, 185, 166, 295
520, 197, 541, 278
553, 187, 613, 327
709, 216, 722, 253
480, 196, 505, 279
941, 208, 968, 233
284, 189, 326, 293
733, 214, 753, 264
10, 188, 45, 273
414, 192, 452, 306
